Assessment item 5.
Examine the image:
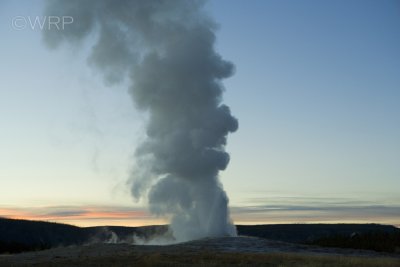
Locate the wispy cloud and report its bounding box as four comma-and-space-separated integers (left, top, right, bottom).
1, 197, 399, 227
0, 205, 164, 226
231, 197, 400, 226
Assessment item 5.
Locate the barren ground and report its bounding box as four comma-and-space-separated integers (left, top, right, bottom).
0, 236, 399, 267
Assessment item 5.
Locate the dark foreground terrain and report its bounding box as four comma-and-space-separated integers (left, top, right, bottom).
0, 236, 399, 267
1, 218, 399, 254
1, 218, 400, 266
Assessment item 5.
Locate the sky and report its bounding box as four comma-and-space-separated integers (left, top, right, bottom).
0, 0, 399, 227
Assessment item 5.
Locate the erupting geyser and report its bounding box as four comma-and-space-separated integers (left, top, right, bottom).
43, 0, 238, 242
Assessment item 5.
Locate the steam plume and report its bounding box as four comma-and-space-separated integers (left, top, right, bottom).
43, 0, 238, 241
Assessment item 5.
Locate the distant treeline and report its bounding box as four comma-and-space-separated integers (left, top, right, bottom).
1, 218, 399, 254
308, 231, 400, 253
0, 218, 87, 254
0, 241, 50, 254
237, 224, 400, 254
0, 218, 168, 254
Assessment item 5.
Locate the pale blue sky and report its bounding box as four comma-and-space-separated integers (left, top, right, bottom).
0, 0, 399, 226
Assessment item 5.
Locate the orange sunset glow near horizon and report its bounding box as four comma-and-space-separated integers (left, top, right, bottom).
1, 203, 399, 228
